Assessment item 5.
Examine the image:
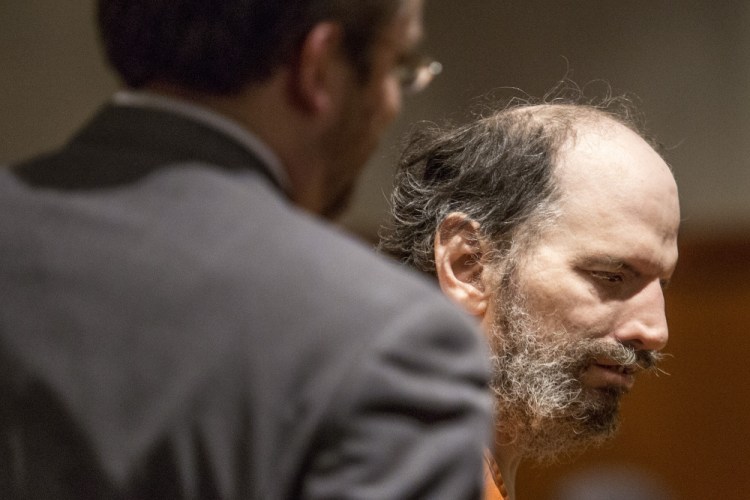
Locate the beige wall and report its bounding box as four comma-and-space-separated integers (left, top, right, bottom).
2, 1, 750, 240
0, 1, 117, 161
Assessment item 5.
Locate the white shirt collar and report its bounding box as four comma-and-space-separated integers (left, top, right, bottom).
112, 90, 290, 190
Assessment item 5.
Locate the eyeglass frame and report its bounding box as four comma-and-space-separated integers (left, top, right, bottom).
395, 56, 442, 94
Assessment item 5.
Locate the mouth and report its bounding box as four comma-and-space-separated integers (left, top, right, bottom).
595, 362, 637, 376
580, 359, 638, 390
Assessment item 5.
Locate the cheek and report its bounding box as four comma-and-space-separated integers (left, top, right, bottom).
353, 81, 400, 158
388, 79, 403, 117
523, 275, 612, 338
375, 76, 402, 125
555, 296, 623, 341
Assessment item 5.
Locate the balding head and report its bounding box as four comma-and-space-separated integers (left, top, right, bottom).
378, 95, 667, 275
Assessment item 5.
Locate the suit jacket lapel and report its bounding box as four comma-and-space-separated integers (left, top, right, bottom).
13, 104, 286, 193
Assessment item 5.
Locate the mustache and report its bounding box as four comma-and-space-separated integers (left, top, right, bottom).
587, 341, 664, 373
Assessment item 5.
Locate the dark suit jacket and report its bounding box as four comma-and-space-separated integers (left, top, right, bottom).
0, 104, 491, 499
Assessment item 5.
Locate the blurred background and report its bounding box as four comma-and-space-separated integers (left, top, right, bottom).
2, 1, 748, 498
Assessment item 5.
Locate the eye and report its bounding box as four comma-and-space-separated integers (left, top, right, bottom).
590, 271, 624, 284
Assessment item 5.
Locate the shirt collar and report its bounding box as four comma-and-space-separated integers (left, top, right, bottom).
484, 449, 509, 500
112, 90, 290, 191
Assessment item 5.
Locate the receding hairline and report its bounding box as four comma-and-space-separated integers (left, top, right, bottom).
502, 102, 639, 135
487, 103, 667, 259
504, 102, 666, 172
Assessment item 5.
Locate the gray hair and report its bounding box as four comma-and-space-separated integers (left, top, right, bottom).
378, 86, 657, 275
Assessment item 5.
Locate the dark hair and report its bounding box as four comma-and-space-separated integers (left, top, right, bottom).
378, 85, 657, 275
98, 0, 403, 94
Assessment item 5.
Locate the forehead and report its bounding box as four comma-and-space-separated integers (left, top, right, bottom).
555, 120, 677, 214
541, 119, 680, 271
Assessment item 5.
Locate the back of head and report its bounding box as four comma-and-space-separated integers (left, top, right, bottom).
98, 0, 403, 94
378, 85, 659, 274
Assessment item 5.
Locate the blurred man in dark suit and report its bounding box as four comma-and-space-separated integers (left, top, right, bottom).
0, 1, 492, 498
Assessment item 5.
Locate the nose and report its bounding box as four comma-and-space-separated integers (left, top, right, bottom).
614, 279, 669, 352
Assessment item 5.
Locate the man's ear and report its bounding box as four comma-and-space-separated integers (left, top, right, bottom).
434, 213, 492, 318
292, 22, 348, 115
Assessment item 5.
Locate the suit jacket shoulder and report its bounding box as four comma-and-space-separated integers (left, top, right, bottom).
0, 107, 491, 499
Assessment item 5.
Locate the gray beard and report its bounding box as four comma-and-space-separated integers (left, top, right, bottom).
488, 289, 661, 463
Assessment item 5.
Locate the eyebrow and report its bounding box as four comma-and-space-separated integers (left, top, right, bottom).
577, 255, 631, 271
577, 255, 674, 286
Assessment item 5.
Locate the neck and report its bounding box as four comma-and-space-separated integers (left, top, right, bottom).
491, 430, 523, 500
143, 80, 331, 215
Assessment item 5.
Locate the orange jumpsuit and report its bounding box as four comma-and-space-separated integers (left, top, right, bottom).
483, 450, 509, 500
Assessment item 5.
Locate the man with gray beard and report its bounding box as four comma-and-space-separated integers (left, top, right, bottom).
379, 92, 680, 500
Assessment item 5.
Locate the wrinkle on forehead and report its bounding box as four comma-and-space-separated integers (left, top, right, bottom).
555, 119, 678, 212
547, 117, 680, 261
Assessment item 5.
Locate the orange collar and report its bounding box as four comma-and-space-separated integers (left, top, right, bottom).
483, 449, 509, 500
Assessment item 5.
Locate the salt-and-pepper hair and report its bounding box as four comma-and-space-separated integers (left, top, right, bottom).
378, 83, 659, 275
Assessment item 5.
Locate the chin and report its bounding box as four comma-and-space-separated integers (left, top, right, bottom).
522, 386, 625, 464
575, 386, 624, 439
321, 185, 355, 220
